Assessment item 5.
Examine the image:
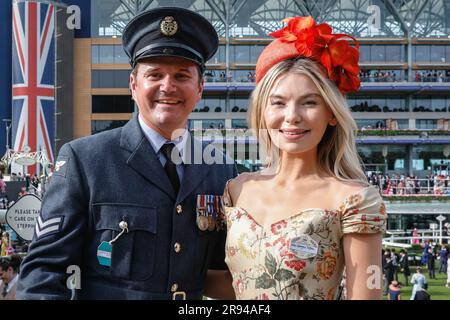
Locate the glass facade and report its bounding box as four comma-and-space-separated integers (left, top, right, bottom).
413, 45, 450, 63
90, 0, 450, 38
360, 45, 405, 62
356, 119, 409, 130
232, 119, 248, 129
194, 97, 226, 113
416, 119, 438, 130
357, 144, 449, 176
231, 45, 264, 63
348, 96, 407, 112
92, 45, 128, 64
388, 214, 450, 231
412, 145, 447, 174
413, 96, 450, 113
86, 0, 450, 178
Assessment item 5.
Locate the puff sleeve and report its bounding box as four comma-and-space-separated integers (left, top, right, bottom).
340, 186, 387, 235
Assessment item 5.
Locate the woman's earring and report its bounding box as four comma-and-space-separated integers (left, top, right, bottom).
329, 119, 337, 126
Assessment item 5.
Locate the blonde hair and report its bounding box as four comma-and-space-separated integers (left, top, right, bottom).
248, 58, 368, 186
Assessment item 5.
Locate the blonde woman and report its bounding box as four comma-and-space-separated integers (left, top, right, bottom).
211, 17, 387, 300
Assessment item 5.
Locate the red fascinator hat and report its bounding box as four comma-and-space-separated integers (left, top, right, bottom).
255, 16, 360, 94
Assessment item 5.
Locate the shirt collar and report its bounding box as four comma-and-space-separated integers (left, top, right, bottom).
6, 274, 18, 293
138, 114, 189, 158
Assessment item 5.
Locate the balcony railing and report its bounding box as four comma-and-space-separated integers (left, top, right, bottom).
357, 129, 450, 136
368, 177, 450, 196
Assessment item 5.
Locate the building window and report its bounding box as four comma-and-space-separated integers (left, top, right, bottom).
194, 97, 226, 113
412, 145, 447, 174
413, 45, 429, 62
98, 45, 114, 64
91, 120, 128, 135
209, 45, 226, 64
357, 144, 386, 173
414, 45, 450, 63
91, 70, 131, 88
356, 119, 386, 130
232, 119, 248, 129
91, 45, 99, 64
386, 145, 408, 171
416, 119, 437, 130
359, 45, 405, 62
231, 45, 265, 63
230, 95, 249, 112
230, 70, 255, 83
233, 45, 250, 63
92, 45, 129, 64
348, 96, 407, 112
92, 95, 134, 113
396, 119, 409, 129
413, 96, 450, 112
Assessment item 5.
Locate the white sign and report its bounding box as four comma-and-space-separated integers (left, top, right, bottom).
436, 215, 446, 222
6, 194, 42, 241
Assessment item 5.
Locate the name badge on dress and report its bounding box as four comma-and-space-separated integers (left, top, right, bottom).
290, 235, 319, 259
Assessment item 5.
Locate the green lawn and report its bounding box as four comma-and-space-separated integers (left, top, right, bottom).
384, 266, 450, 300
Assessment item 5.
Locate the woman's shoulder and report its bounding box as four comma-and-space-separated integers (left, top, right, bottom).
327, 178, 376, 202
224, 172, 260, 206
228, 171, 257, 186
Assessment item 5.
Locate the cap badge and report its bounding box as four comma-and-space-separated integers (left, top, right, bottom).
160, 16, 178, 36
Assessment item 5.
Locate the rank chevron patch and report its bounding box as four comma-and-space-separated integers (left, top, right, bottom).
35, 216, 64, 239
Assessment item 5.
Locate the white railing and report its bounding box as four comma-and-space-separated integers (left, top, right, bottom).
383, 232, 450, 248
368, 177, 450, 195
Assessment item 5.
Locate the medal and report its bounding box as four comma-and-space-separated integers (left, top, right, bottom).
196, 195, 208, 231
197, 215, 209, 231
207, 215, 215, 231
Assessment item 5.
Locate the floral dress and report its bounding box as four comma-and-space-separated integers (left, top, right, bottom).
222, 183, 386, 300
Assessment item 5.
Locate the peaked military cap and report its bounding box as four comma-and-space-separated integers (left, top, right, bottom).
122, 7, 219, 71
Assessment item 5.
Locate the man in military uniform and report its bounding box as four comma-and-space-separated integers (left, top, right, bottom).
17, 7, 237, 300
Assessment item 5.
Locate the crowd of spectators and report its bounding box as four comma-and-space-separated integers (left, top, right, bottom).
359, 70, 400, 82
367, 173, 450, 195
415, 70, 450, 82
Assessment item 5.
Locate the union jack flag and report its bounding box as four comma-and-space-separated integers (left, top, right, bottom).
12, 0, 55, 175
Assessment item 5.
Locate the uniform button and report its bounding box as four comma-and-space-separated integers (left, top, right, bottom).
174, 242, 181, 253
176, 205, 183, 214
171, 283, 178, 292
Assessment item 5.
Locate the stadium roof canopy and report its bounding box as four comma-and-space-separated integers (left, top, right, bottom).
91, 0, 450, 38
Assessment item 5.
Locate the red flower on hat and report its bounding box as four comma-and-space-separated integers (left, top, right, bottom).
262, 16, 360, 94
269, 17, 332, 58
320, 36, 360, 94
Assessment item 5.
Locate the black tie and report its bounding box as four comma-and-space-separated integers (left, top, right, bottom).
2, 282, 8, 297
160, 143, 180, 194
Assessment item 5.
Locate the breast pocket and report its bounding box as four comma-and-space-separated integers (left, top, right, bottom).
93, 203, 157, 281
